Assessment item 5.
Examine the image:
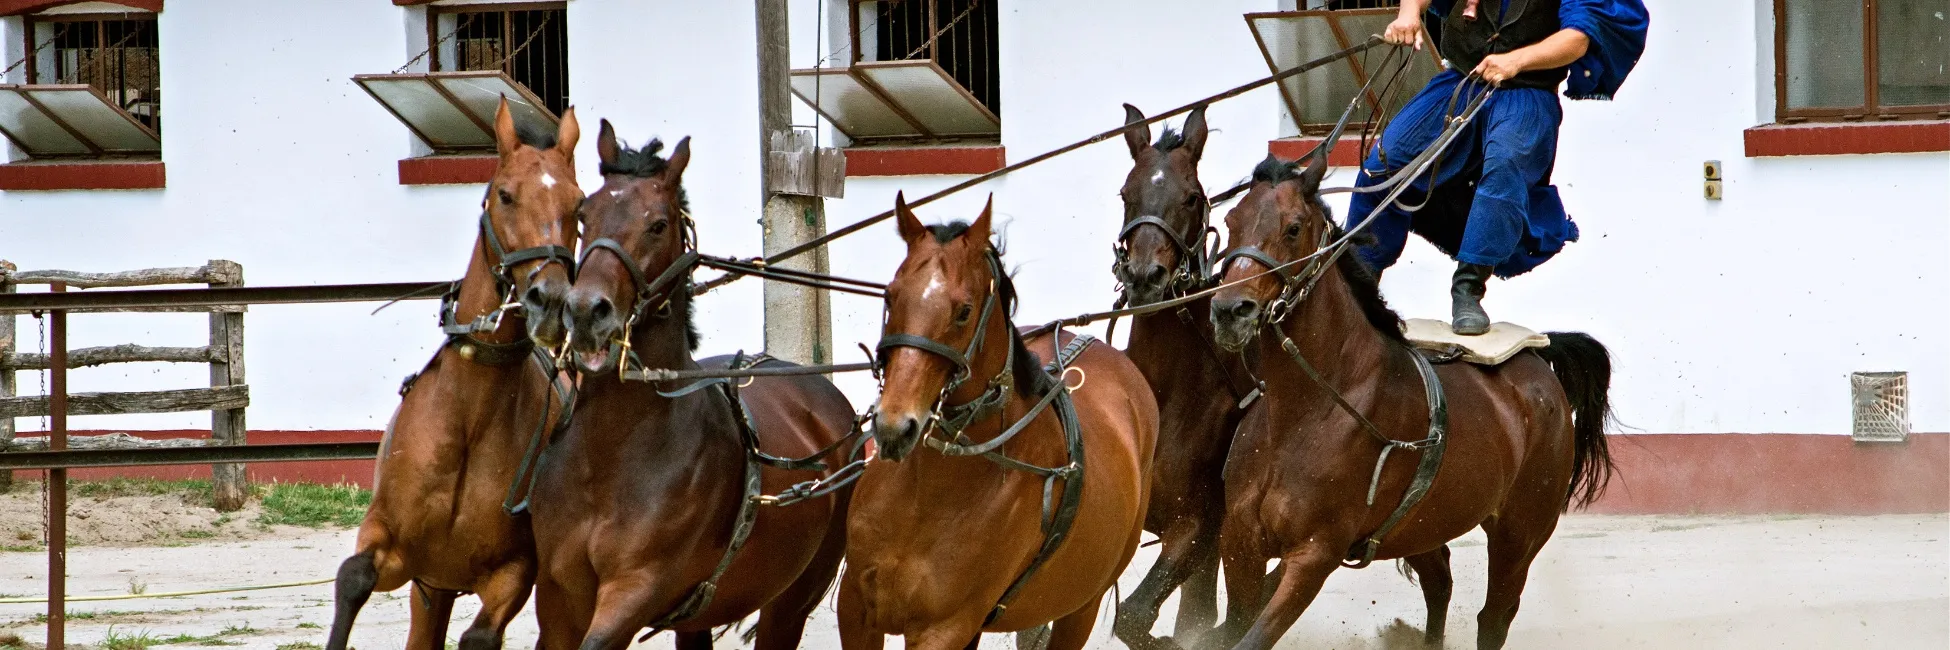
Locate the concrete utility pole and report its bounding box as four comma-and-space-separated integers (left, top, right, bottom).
756, 0, 832, 366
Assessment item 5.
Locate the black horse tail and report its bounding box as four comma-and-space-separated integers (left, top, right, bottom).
1536, 332, 1618, 510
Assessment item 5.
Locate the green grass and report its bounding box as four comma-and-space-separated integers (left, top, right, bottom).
101, 627, 165, 650
177, 529, 216, 539
275, 643, 323, 650
70, 478, 215, 504
0, 543, 40, 553
255, 483, 371, 528
294, 623, 321, 630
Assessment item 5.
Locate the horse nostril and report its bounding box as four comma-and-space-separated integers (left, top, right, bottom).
1232, 299, 1259, 319
523, 285, 549, 308
590, 297, 613, 322
1143, 264, 1167, 285
901, 416, 919, 441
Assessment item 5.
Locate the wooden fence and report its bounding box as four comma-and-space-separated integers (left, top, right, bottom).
0, 259, 253, 510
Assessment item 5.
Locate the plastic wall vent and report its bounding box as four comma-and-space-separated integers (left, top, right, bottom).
1850, 371, 1909, 442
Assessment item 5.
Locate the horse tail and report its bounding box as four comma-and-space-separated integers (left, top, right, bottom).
1536, 331, 1618, 511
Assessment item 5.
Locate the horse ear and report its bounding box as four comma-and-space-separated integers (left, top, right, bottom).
1299, 148, 1329, 193
968, 195, 993, 248
596, 119, 619, 168
554, 107, 580, 165
664, 136, 692, 181
493, 96, 520, 159
1122, 103, 1149, 160
1182, 105, 1209, 159
895, 191, 927, 245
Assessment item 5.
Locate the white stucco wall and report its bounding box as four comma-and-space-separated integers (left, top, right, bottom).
0, 0, 1942, 435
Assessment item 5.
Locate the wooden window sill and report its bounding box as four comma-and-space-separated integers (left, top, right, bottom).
399, 154, 496, 185
1268, 136, 1368, 167
1744, 121, 1950, 157
844, 145, 1004, 177
0, 160, 165, 191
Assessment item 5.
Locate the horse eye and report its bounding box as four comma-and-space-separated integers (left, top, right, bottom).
649, 220, 669, 235
1284, 223, 1303, 239
1183, 195, 1200, 207
953, 304, 974, 325
498, 188, 515, 205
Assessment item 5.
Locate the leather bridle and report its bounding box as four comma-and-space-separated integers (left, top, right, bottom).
439, 203, 578, 361
1112, 193, 1219, 301
874, 252, 1012, 439
574, 209, 702, 375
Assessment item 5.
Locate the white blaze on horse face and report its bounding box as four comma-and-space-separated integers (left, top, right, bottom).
921, 273, 947, 302
539, 172, 558, 189
1150, 170, 1165, 186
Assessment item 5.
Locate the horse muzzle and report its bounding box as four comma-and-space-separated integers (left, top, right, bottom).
871, 411, 926, 462
1210, 295, 1262, 353
563, 287, 625, 374
521, 274, 572, 349
1118, 260, 1172, 308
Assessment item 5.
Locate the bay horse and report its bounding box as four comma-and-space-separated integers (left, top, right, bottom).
1106, 104, 1257, 650
1200, 153, 1616, 650
329, 99, 582, 650
538, 125, 855, 650
839, 194, 1157, 650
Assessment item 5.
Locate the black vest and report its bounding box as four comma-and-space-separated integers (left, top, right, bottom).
1436, 0, 1568, 91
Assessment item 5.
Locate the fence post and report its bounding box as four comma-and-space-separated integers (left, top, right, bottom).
0, 260, 13, 490
206, 260, 249, 511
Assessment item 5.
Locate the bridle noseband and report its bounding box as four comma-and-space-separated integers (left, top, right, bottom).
441, 205, 578, 345
1213, 217, 1338, 329
1112, 193, 1218, 300
874, 253, 1013, 439
574, 210, 701, 374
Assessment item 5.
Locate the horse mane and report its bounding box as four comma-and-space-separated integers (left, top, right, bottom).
923, 221, 1056, 399
596, 138, 698, 350
1251, 156, 1405, 343
1151, 125, 1186, 153
515, 120, 557, 150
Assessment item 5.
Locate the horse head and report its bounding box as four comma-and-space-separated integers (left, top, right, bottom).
1115, 104, 1210, 307
561, 120, 694, 375
1209, 152, 1330, 352
484, 98, 582, 349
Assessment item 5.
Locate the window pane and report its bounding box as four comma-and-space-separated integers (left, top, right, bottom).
1877, 0, 1950, 107
1784, 0, 1865, 109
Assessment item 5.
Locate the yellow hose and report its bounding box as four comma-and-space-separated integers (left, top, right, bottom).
0, 577, 332, 604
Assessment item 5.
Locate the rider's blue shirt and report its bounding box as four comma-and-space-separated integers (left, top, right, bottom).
1431, 0, 1651, 100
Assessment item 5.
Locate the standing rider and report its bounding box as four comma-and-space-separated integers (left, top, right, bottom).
1347, 0, 1648, 334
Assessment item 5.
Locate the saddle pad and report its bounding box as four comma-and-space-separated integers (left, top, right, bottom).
1401, 318, 1550, 366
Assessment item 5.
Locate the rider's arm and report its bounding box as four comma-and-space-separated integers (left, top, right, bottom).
1384, 0, 1436, 49
1474, 28, 1590, 84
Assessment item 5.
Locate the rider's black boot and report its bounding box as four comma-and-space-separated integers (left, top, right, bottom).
1450, 262, 1492, 336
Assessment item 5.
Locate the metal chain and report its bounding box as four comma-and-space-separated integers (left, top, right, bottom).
0, 26, 61, 77
34, 312, 47, 546
902, 0, 982, 61
488, 12, 553, 71
395, 13, 477, 74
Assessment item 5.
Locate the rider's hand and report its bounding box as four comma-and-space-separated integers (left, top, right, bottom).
1473, 52, 1524, 86
1384, 13, 1424, 50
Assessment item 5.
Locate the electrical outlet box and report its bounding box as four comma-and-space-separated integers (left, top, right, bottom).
1704, 179, 1723, 200
1703, 160, 1722, 180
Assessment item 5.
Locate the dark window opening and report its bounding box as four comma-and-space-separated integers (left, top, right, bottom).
1775, 0, 1948, 122
864, 0, 1000, 115
433, 5, 570, 117
25, 15, 161, 134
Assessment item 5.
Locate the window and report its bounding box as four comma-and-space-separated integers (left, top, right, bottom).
791, 0, 1001, 143
0, 12, 161, 158
1248, 2, 1446, 136
1774, 0, 1949, 122
354, 3, 567, 154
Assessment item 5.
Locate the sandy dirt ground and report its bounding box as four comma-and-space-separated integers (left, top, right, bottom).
0, 511, 1942, 650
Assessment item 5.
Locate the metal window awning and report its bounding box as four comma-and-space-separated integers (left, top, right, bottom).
790, 59, 1000, 141
0, 84, 161, 157
351, 70, 557, 151
1246, 10, 1445, 132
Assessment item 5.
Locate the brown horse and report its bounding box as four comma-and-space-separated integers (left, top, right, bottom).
1198, 153, 1616, 650
329, 99, 582, 650
537, 126, 856, 650
840, 194, 1158, 650
1106, 104, 1257, 650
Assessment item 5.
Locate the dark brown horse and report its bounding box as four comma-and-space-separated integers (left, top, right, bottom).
537, 125, 855, 650
329, 99, 582, 650
1106, 104, 1257, 650
1201, 154, 1616, 650
839, 195, 1157, 650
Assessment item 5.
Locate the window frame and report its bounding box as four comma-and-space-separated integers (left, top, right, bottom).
425, 1, 568, 118
1245, 7, 1445, 137
7, 10, 161, 160
1771, 0, 1950, 123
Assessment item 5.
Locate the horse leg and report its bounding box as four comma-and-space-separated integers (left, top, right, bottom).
576, 584, 664, 650
752, 516, 847, 650
533, 574, 594, 650
1173, 549, 1220, 640
1116, 521, 1217, 650
1475, 518, 1553, 650
673, 631, 713, 650
456, 559, 536, 650
835, 575, 884, 650
907, 621, 985, 650
328, 541, 412, 650
1016, 624, 1051, 650
1215, 547, 1339, 650
1403, 546, 1454, 646
405, 582, 459, 650
1044, 594, 1105, 650
1194, 537, 1268, 650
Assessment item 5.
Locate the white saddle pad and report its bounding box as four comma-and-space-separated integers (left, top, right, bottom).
1401, 318, 1550, 365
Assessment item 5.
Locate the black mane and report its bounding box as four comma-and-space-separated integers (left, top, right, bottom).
1152, 126, 1186, 152
924, 221, 1055, 398
1252, 156, 1405, 343
515, 120, 557, 150
599, 138, 697, 350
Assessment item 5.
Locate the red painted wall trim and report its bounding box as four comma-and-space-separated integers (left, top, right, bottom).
1743, 120, 1950, 157
29, 431, 1945, 514
844, 145, 1005, 177
1268, 136, 1367, 167
399, 155, 496, 185
0, 0, 161, 15
0, 160, 164, 191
